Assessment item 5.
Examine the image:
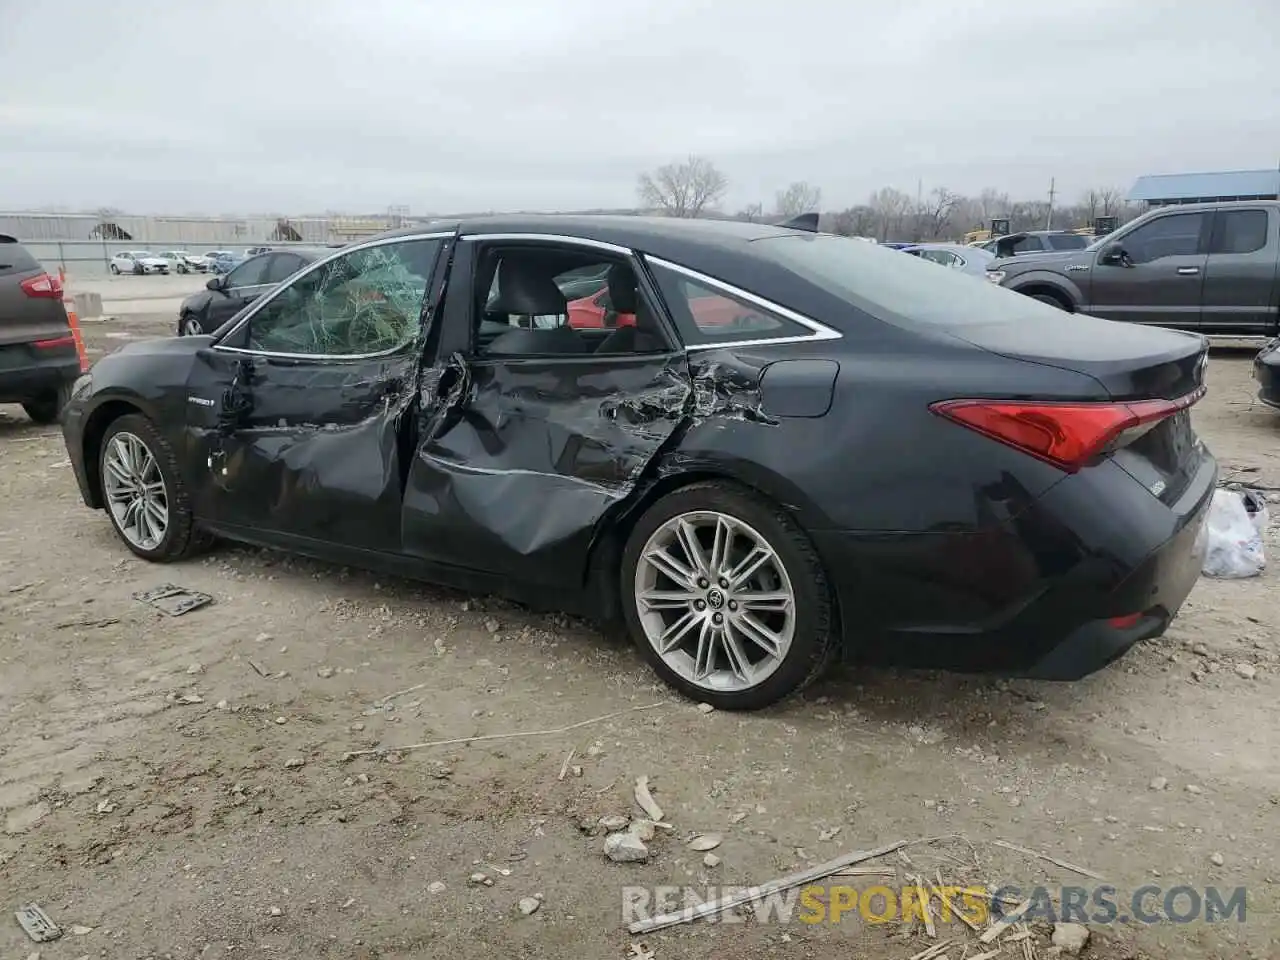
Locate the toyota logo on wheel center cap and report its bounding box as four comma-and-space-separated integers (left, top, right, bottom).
706, 589, 725, 610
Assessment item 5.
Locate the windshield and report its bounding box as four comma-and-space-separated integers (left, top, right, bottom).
1046, 234, 1089, 251
755, 233, 1063, 327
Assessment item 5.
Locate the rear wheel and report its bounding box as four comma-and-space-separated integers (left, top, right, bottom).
22, 385, 69, 425
99, 414, 203, 561
620, 481, 837, 710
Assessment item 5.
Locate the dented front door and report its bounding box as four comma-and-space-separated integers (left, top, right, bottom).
187, 236, 448, 552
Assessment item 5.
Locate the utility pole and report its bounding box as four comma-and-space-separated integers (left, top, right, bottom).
1045, 177, 1056, 229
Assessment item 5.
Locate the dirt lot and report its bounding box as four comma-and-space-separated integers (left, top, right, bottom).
1, 311, 1278, 959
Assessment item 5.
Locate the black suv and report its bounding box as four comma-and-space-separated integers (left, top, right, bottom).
0, 236, 83, 423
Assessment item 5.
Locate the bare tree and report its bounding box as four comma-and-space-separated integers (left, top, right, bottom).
735, 202, 764, 222
773, 181, 822, 218
868, 187, 913, 241
917, 187, 960, 239
637, 155, 728, 218
976, 188, 1010, 223
1083, 186, 1125, 224
827, 205, 878, 237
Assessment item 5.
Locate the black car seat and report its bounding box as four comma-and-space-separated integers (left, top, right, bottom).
485, 258, 588, 355
595, 263, 667, 354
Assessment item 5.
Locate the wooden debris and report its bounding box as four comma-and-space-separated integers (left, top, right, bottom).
627, 838, 908, 934
979, 896, 1033, 943
907, 874, 937, 938
831, 866, 896, 878
933, 883, 981, 933
907, 939, 953, 960
557, 749, 575, 781
635, 775, 664, 822
342, 702, 667, 760
376, 681, 428, 706
965, 950, 1003, 960
247, 659, 267, 678
991, 839, 1103, 880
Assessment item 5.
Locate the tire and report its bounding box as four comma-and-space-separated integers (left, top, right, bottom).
98, 413, 204, 562
1032, 293, 1069, 310
110, 264, 120, 275
22, 385, 69, 425
620, 480, 837, 710
180, 313, 203, 337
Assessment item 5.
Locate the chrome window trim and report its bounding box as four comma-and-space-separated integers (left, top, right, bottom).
643, 255, 842, 352
463, 232, 633, 256
212, 231, 454, 361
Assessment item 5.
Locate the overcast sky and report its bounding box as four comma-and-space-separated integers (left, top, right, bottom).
2, 0, 1277, 215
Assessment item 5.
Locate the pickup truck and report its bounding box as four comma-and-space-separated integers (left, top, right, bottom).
987, 200, 1280, 336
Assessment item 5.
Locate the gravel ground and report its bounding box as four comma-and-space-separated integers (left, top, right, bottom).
1, 313, 1277, 959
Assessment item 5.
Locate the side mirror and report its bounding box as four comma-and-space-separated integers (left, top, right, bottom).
207, 275, 225, 291
1102, 243, 1129, 266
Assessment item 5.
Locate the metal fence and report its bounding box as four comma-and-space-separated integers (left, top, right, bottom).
22, 240, 341, 279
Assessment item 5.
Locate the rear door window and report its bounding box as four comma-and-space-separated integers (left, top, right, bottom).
1209, 210, 1269, 255
1046, 234, 1089, 251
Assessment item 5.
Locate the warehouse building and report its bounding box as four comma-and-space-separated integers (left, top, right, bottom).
1128, 168, 1280, 208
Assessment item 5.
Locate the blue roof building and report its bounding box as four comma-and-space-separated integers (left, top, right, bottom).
1128, 169, 1280, 207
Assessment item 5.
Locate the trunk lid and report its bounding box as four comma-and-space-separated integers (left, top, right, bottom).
942, 312, 1207, 401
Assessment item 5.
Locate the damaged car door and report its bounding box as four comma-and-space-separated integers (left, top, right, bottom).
186, 235, 448, 552
402, 236, 692, 590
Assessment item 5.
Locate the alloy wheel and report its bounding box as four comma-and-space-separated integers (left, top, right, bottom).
634, 510, 796, 692
103, 431, 169, 551
181, 315, 202, 336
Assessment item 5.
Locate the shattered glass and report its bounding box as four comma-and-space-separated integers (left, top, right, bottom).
249, 241, 435, 356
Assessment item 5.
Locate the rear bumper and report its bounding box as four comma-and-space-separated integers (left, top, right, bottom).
812, 451, 1217, 679
0, 350, 81, 403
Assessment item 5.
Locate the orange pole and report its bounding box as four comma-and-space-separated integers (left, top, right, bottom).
65, 304, 88, 372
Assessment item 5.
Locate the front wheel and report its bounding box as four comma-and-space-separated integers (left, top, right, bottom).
110, 264, 120, 275
99, 414, 203, 561
620, 481, 837, 710
180, 313, 203, 336
1032, 293, 1069, 310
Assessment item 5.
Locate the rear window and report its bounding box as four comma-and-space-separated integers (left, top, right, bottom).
0, 240, 41, 276
1046, 234, 1089, 251
755, 233, 1061, 328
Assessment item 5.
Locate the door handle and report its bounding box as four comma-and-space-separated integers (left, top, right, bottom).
1176, 267, 1200, 276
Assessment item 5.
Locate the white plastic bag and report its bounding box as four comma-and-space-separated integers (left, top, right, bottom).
1201, 488, 1268, 579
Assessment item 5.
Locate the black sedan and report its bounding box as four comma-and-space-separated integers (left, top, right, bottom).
177, 248, 327, 336
60, 216, 1216, 710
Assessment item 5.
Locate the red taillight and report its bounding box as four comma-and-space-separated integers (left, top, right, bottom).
19, 272, 63, 298
930, 386, 1205, 472
33, 335, 76, 350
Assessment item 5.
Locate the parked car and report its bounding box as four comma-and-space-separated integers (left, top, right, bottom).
157, 251, 210, 274
989, 201, 1279, 335
900, 243, 995, 276
980, 231, 1092, 257
110, 251, 170, 275
177, 249, 326, 336
61, 216, 1214, 710
0, 235, 84, 423
208, 252, 244, 275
